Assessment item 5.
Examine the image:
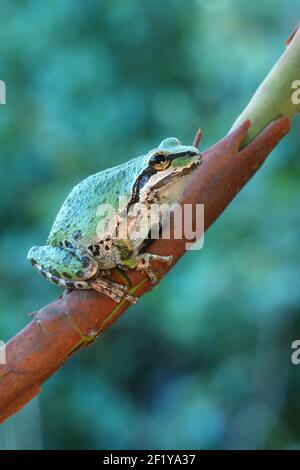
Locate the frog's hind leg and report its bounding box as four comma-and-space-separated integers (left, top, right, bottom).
28, 244, 98, 284
33, 263, 136, 303
28, 245, 137, 304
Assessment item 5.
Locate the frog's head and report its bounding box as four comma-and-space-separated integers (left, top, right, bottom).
133, 137, 202, 205
152, 136, 201, 174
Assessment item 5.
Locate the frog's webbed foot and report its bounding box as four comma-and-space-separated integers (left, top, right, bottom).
136, 253, 173, 284
90, 278, 137, 304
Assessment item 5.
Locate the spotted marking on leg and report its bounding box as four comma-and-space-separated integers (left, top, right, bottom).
32, 262, 91, 290
136, 253, 173, 283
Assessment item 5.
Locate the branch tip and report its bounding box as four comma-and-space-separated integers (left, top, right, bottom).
193, 128, 203, 148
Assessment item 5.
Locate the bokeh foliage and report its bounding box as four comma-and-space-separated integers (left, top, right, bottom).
0, 0, 300, 449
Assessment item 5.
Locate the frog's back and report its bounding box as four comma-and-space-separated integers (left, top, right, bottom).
48, 155, 148, 247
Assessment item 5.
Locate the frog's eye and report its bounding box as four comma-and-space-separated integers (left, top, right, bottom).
150, 153, 171, 171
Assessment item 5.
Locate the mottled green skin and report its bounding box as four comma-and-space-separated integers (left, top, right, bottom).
28, 138, 201, 300
28, 245, 94, 280
48, 156, 148, 248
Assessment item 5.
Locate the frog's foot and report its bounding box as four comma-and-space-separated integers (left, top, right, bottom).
90, 278, 137, 304
136, 253, 173, 284
28, 245, 137, 304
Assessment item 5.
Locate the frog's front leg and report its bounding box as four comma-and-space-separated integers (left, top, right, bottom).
27, 245, 137, 303
135, 252, 173, 283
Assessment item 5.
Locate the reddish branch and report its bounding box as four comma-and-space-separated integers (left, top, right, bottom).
0, 117, 291, 423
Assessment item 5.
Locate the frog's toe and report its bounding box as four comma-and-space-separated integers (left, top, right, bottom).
147, 271, 158, 284
124, 293, 138, 304
165, 255, 173, 266
111, 283, 128, 292
95, 277, 129, 293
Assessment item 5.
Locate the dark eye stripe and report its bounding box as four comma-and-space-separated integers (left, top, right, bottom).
168, 150, 199, 159
125, 150, 199, 213
151, 150, 199, 164
126, 167, 156, 210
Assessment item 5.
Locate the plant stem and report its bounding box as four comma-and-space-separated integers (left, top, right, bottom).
231, 24, 300, 145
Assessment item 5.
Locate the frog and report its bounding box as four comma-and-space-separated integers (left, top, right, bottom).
28, 137, 202, 303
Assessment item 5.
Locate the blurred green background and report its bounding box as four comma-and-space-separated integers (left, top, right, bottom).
0, 0, 300, 450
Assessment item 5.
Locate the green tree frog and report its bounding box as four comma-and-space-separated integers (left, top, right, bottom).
28, 138, 202, 303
